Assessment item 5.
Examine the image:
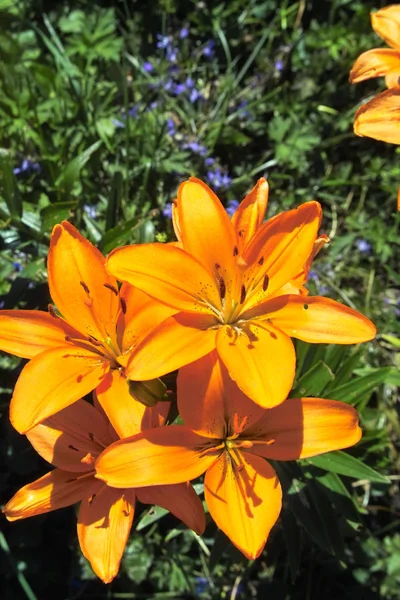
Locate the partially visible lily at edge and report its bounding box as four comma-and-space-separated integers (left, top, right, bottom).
106, 177, 376, 408
95, 352, 362, 560
3, 396, 205, 583
0, 222, 175, 433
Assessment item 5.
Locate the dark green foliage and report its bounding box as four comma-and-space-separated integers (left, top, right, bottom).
1, 0, 400, 598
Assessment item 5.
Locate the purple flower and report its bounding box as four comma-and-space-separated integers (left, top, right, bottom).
173, 83, 186, 95
189, 88, 200, 103
143, 61, 154, 72
84, 204, 97, 219
148, 101, 158, 111
226, 200, 239, 216
179, 27, 189, 39
185, 76, 195, 89
207, 168, 232, 189
308, 270, 319, 281
275, 59, 284, 72
183, 141, 207, 156
204, 157, 215, 167
202, 40, 215, 58
128, 105, 139, 118
356, 239, 372, 253
195, 577, 208, 595
13, 261, 22, 272
163, 202, 173, 219
13, 159, 40, 176
156, 34, 170, 49
166, 46, 178, 63
0, 300, 4, 309
112, 118, 125, 128
166, 119, 176, 135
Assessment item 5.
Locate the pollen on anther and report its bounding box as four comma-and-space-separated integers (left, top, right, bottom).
68, 445, 80, 452
80, 280, 90, 294
120, 297, 127, 314
240, 284, 246, 304
88, 493, 96, 506
219, 277, 226, 300
263, 274, 269, 292
104, 282, 118, 295
258, 256, 264, 266
233, 246, 239, 257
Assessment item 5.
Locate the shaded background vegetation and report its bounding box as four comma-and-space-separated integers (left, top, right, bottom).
1, 0, 399, 598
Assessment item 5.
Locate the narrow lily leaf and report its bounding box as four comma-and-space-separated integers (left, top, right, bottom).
100, 216, 144, 254
306, 451, 390, 483
317, 471, 361, 526
324, 348, 363, 393
136, 505, 168, 531
291, 360, 334, 397
281, 510, 302, 583
305, 477, 345, 558
55, 141, 102, 197
0, 155, 22, 218
327, 367, 396, 405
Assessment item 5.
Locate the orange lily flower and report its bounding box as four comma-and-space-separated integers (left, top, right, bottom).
95, 352, 362, 559
350, 5, 400, 88
354, 87, 400, 145
106, 177, 376, 408
0, 221, 174, 433
3, 397, 205, 584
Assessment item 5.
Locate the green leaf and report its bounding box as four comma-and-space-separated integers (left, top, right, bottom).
306, 451, 390, 483
100, 215, 145, 254
136, 505, 168, 531
327, 367, 396, 405
55, 141, 102, 198
317, 471, 361, 526
292, 360, 334, 397
40, 201, 77, 232
0, 155, 21, 218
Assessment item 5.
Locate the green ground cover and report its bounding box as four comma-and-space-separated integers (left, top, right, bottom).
1, 0, 399, 598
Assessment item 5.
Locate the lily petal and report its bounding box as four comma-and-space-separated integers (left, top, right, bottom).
48, 221, 119, 342
0, 310, 77, 359
354, 88, 400, 144
117, 284, 176, 362
125, 312, 218, 381
95, 370, 169, 438
10, 345, 109, 433
371, 5, 400, 50
178, 351, 266, 437
242, 202, 321, 306
216, 321, 295, 408
231, 178, 269, 252
349, 48, 400, 84
26, 399, 112, 471
204, 452, 282, 559
244, 397, 362, 460
177, 177, 238, 278
137, 482, 206, 535
253, 295, 376, 344
3, 469, 91, 521
107, 242, 220, 314
95, 426, 218, 488
77, 482, 135, 584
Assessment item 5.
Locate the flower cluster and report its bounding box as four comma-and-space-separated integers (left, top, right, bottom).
1, 178, 375, 583
350, 6, 400, 148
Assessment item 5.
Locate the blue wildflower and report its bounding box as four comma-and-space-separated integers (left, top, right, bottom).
275, 59, 284, 72
202, 40, 215, 58
189, 88, 200, 102
204, 157, 215, 167
84, 205, 97, 219
166, 46, 178, 63
13, 261, 23, 272
166, 119, 176, 136
226, 200, 239, 216
355, 239, 372, 253
207, 168, 232, 189
179, 27, 189, 39
173, 83, 186, 95
183, 141, 207, 156
185, 76, 195, 89
163, 203, 173, 219
143, 61, 154, 72
156, 34, 171, 49
112, 118, 125, 129
13, 159, 40, 176
194, 577, 208, 595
